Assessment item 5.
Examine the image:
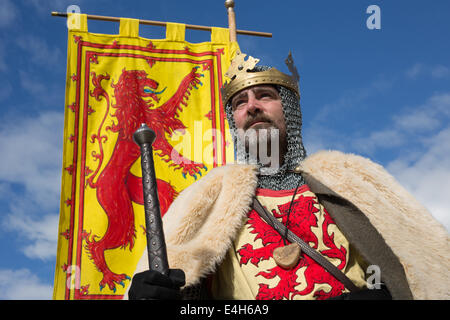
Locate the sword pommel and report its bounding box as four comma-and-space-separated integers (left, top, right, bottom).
133, 123, 156, 146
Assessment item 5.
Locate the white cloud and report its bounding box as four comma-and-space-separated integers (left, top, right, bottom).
347, 92, 450, 156
3, 207, 59, 260
394, 108, 440, 132
406, 63, 422, 79
18, 70, 63, 106
406, 63, 450, 79
0, 0, 18, 28
16, 35, 62, 67
355, 92, 450, 231
0, 111, 63, 260
19, 70, 48, 96
0, 111, 64, 209
431, 65, 450, 78
352, 129, 405, 155
429, 93, 450, 116
308, 90, 450, 232
387, 127, 450, 232
393, 93, 450, 132
0, 268, 53, 300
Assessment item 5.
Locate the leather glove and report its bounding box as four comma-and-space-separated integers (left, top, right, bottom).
128, 269, 186, 300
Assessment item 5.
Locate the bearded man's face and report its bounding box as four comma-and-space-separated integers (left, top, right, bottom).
231, 85, 287, 167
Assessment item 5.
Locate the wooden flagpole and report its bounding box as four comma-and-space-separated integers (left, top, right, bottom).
51, 10, 271, 38
225, 0, 237, 42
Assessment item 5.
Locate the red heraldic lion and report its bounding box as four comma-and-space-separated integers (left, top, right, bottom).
86, 66, 206, 291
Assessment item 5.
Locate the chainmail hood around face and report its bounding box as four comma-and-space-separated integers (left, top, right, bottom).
224, 66, 307, 190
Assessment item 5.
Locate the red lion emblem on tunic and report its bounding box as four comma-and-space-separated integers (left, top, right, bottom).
238, 194, 347, 300
85, 66, 206, 291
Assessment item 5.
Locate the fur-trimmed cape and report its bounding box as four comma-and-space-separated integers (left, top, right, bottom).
126, 150, 450, 300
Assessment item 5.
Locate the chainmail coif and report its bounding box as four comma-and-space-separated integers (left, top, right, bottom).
224, 66, 307, 190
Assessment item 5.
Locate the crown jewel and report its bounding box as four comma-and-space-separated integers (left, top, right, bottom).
221, 51, 300, 106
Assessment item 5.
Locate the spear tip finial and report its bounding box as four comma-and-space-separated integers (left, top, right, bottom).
225, 0, 235, 9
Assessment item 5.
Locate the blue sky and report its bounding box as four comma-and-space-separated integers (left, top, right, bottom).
0, 0, 449, 299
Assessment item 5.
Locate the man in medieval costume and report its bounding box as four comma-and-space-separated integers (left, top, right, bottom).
126, 52, 449, 300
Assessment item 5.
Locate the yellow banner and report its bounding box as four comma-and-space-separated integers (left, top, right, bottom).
53, 14, 238, 299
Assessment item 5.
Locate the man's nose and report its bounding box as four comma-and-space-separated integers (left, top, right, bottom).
246, 95, 261, 114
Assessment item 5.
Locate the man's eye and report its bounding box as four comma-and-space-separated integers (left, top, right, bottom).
232, 100, 246, 110
259, 92, 273, 99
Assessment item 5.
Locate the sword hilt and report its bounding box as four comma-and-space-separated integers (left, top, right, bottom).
133, 123, 169, 276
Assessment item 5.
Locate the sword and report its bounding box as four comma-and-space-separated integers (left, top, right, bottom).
133, 123, 169, 276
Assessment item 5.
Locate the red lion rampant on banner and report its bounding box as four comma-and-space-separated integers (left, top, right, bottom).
85, 66, 206, 291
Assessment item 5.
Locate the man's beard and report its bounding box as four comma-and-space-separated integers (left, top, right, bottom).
234, 116, 287, 174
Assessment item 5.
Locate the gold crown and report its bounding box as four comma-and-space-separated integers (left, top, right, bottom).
221, 51, 300, 106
